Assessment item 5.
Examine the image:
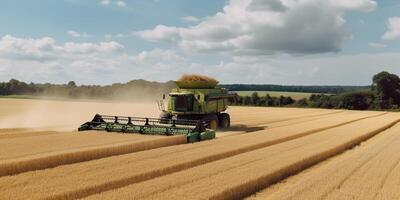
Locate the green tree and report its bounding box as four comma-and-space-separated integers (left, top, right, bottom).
251, 92, 260, 105
265, 94, 274, 106
372, 71, 400, 109
338, 91, 374, 110
243, 96, 251, 105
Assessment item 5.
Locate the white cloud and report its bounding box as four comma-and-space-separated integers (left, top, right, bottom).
135, 25, 180, 43
368, 42, 387, 48
137, 0, 377, 55
116, 1, 126, 7
331, 0, 376, 12
67, 30, 90, 38
100, 0, 111, 5
207, 53, 400, 85
0, 35, 187, 84
100, 0, 126, 8
182, 16, 200, 22
383, 17, 400, 40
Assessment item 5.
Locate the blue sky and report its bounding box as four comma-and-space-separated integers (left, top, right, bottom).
0, 0, 399, 85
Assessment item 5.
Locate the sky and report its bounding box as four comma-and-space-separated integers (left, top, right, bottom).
0, 0, 399, 85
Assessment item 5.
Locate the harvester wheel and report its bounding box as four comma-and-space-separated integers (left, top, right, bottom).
219, 113, 230, 128
203, 114, 219, 130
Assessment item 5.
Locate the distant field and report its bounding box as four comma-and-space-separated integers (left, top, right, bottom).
235, 91, 320, 100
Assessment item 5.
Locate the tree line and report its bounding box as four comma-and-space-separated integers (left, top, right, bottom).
1, 71, 399, 111
220, 84, 367, 94
230, 71, 400, 111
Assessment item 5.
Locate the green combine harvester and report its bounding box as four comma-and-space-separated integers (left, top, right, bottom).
79, 76, 236, 143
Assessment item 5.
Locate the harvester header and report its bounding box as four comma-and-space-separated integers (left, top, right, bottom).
79, 114, 215, 143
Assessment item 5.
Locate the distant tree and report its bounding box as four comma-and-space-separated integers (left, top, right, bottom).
372, 71, 400, 109
295, 98, 309, 107
67, 81, 77, 88
338, 91, 374, 110
243, 96, 251, 105
251, 92, 260, 105
265, 94, 274, 106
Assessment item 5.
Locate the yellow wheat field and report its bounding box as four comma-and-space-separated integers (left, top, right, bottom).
0, 110, 385, 199
0, 98, 400, 200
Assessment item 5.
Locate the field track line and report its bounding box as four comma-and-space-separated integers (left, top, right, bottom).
0, 135, 187, 177
233, 110, 344, 126
251, 110, 345, 126
218, 110, 346, 138
41, 113, 387, 200
228, 120, 400, 200
0, 131, 57, 139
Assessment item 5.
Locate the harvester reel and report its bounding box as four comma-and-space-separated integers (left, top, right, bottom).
79, 114, 216, 143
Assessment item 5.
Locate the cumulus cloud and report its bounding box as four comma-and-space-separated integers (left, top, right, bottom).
116, 1, 126, 7
0, 35, 188, 84
383, 17, 400, 40
100, 0, 110, 5
368, 42, 387, 48
135, 25, 180, 43
182, 16, 200, 22
209, 53, 400, 85
137, 0, 377, 55
0, 35, 123, 59
67, 30, 90, 38
100, 0, 126, 8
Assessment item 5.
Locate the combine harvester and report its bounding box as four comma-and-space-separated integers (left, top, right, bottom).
79, 75, 236, 142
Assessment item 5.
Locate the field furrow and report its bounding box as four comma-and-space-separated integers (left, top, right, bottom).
89, 114, 399, 200
230, 108, 340, 126
249, 122, 400, 200
217, 110, 344, 138
0, 133, 186, 176
0, 111, 383, 200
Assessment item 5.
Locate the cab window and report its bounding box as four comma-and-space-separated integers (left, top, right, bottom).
172, 95, 193, 112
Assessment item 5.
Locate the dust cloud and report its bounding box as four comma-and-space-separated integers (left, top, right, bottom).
0, 98, 160, 131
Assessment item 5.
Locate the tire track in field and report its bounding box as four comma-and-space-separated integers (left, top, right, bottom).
235, 110, 344, 127
0, 131, 57, 139
35, 113, 385, 200
251, 110, 345, 127
371, 157, 400, 200
0, 135, 187, 177
218, 110, 345, 138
